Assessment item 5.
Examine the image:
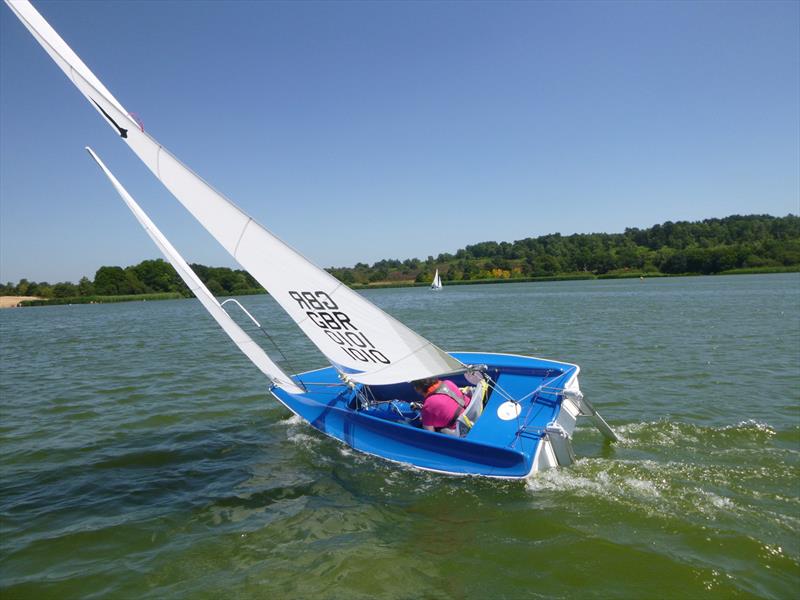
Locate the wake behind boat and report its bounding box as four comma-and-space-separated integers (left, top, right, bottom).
6, 0, 617, 478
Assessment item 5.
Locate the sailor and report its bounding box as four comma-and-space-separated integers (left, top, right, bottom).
412, 378, 471, 436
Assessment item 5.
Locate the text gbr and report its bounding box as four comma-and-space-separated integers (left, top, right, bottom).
289, 291, 390, 364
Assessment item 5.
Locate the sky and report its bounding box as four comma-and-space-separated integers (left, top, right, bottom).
1, 0, 798, 284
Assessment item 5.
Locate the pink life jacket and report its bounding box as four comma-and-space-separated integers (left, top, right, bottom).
423, 381, 467, 431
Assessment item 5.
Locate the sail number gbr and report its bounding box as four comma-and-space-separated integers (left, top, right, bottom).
289, 291, 391, 365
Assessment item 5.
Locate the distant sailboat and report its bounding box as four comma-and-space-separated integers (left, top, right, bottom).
6, 0, 617, 478
430, 269, 443, 290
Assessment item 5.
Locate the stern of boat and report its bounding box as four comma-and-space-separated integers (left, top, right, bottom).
531, 373, 618, 473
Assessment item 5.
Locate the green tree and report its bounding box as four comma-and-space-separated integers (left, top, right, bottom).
78, 276, 95, 296
94, 266, 131, 295
206, 279, 225, 296
132, 259, 180, 292
369, 269, 388, 283
52, 282, 78, 298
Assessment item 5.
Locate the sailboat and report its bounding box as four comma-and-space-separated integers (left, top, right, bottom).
5, 0, 617, 478
430, 269, 443, 290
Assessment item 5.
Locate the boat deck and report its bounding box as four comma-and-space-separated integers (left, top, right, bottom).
271, 352, 578, 477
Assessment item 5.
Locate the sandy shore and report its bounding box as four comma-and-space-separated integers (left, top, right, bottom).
0, 296, 45, 308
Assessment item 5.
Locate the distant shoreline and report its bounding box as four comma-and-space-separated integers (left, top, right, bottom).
350, 265, 799, 289
0, 292, 184, 309
2, 268, 797, 308
0, 296, 44, 308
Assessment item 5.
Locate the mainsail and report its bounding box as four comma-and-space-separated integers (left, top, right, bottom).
6, 0, 465, 386
85, 147, 304, 394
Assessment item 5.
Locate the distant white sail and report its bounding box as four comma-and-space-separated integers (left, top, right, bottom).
85, 147, 305, 395
6, 0, 465, 385
431, 269, 442, 290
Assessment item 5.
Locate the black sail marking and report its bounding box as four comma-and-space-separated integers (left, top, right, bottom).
91, 99, 128, 138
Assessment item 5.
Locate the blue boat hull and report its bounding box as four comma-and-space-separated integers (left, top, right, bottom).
271, 352, 581, 478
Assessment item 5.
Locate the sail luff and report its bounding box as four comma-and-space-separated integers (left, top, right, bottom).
6, 0, 466, 385
85, 147, 305, 395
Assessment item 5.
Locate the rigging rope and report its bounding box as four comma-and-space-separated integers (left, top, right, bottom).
255, 325, 307, 388
219, 298, 309, 391
483, 370, 573, 449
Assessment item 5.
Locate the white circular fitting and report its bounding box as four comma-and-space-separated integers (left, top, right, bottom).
497, 401, 522, 420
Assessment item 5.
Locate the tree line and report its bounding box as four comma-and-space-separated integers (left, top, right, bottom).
328, 214, 800, 284
0, 260, 261, 299
2, 214, 798, 298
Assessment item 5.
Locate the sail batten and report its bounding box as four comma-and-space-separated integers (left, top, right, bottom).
7, 0, 465, 386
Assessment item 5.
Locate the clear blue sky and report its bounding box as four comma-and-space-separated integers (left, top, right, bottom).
1, 0, 798, 284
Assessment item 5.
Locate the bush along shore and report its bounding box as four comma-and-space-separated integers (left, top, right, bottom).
5, 265, 797, 308
3, 214, 798, 306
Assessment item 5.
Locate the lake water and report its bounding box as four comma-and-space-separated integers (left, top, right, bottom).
1, 274, 798, 599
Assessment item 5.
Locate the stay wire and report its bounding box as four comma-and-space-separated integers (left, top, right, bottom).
254, 325, 308, 390
484, 372, 570, 448
219, 297, 310, 390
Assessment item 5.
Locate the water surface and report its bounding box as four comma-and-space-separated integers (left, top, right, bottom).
1, 274, 798, 598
